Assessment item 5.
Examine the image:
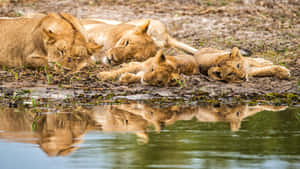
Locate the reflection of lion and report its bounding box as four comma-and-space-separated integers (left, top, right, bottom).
35, 112, 96, 156
0, 13, 101, 71
98, 47, 290, 85
0, 103, 289, 152
82, 19, 157, 65
115, 103, 287, 132
0, 107, 96, 156
92, 105, 150, 143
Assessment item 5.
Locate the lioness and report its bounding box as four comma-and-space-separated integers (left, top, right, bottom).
82, 19, 157, 65
97, 47, 290, 85
0, 13, 101, 71
85, 18, 198, 55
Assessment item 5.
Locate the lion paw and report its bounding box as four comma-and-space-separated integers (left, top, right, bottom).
119, 73, 141, 84
97, 72, 114, 80
275, 66, 290, 79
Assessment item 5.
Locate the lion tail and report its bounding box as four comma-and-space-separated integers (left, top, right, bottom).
167, 35, 198, 55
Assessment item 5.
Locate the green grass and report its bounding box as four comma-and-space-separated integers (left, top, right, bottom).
44, 66, 52, 84
175, 78, 186, 88
31, 121, 38, 131
14, 72, 18, 80
31, 98, 36, 107
46, 73, 52, 84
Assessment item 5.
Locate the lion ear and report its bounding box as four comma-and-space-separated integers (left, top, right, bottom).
136, 19, 150, 34
87, 43, 103, 55
208, 67, 222, 80
155, 50, 166, 64
42, 28, 57, 44
229, 47, 242, 59
58, 12, 89, 42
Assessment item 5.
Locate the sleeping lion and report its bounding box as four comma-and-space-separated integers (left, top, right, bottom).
0, 13, 101, 71
97, 47, 290, 86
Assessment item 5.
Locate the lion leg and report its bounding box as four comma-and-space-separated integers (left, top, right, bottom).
97, 62, 142, 81
25, 54, 48, 68
249, 105, 288, 112
167, 35, 198, 55
245, 57, 273, 67
249, 65, 290, 79
97, 69, 127, 81
119, 73, 142, 84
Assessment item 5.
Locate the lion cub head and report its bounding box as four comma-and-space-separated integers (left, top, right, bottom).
141, 50, 181, 86
208, 47, 248, 83
104, 20, 157, 65
40, 13, 102, 71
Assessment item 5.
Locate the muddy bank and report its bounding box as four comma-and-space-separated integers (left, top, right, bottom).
0, 66, 298, 105
0, 0, 299, 104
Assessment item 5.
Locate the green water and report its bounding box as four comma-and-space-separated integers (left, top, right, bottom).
0, 103, 299, 169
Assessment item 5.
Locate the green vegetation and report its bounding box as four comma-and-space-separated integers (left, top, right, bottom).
175, 78, 186, 88
31, 121, 37, 131
31, 98, 36, 107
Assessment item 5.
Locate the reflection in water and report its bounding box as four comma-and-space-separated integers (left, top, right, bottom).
0, 106, 98, 156
0, 103, 287, 156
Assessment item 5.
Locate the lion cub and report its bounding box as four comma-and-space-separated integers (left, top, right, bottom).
198, 48, 291, 82
97, 50, 198, 86
97, 48, 290, 86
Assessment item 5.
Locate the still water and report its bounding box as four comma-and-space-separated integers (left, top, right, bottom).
0, 103, 299, 169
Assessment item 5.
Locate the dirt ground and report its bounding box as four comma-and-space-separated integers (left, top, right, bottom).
0, 0, 299, 104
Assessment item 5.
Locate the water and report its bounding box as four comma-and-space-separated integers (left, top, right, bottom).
0, 103, 299, 169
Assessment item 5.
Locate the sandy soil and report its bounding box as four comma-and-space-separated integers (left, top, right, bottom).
0, 0, 299, 103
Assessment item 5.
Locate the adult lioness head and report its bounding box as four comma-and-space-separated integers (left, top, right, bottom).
208, 47, 248, 83
39, 13, 101, 71
141, 50, 181, 86
103, 20, 157, 65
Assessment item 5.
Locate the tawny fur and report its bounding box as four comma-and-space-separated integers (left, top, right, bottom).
195, 47, 290, 82
86, 18, 198, 54
113, 103, 287, 132
92, 105, 149, 142
97, 47, 290, 86
0, 103, 287, 148
0, 13, 101, 71
81, 19, 157, 65
97, 50, 198, 86
0, 107, 95, 156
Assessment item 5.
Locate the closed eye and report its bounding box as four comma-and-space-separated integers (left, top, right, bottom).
170, 78, 177, 83
58, 50, 65, 57
124, 40, 129, 46
214, 71, 221, 77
